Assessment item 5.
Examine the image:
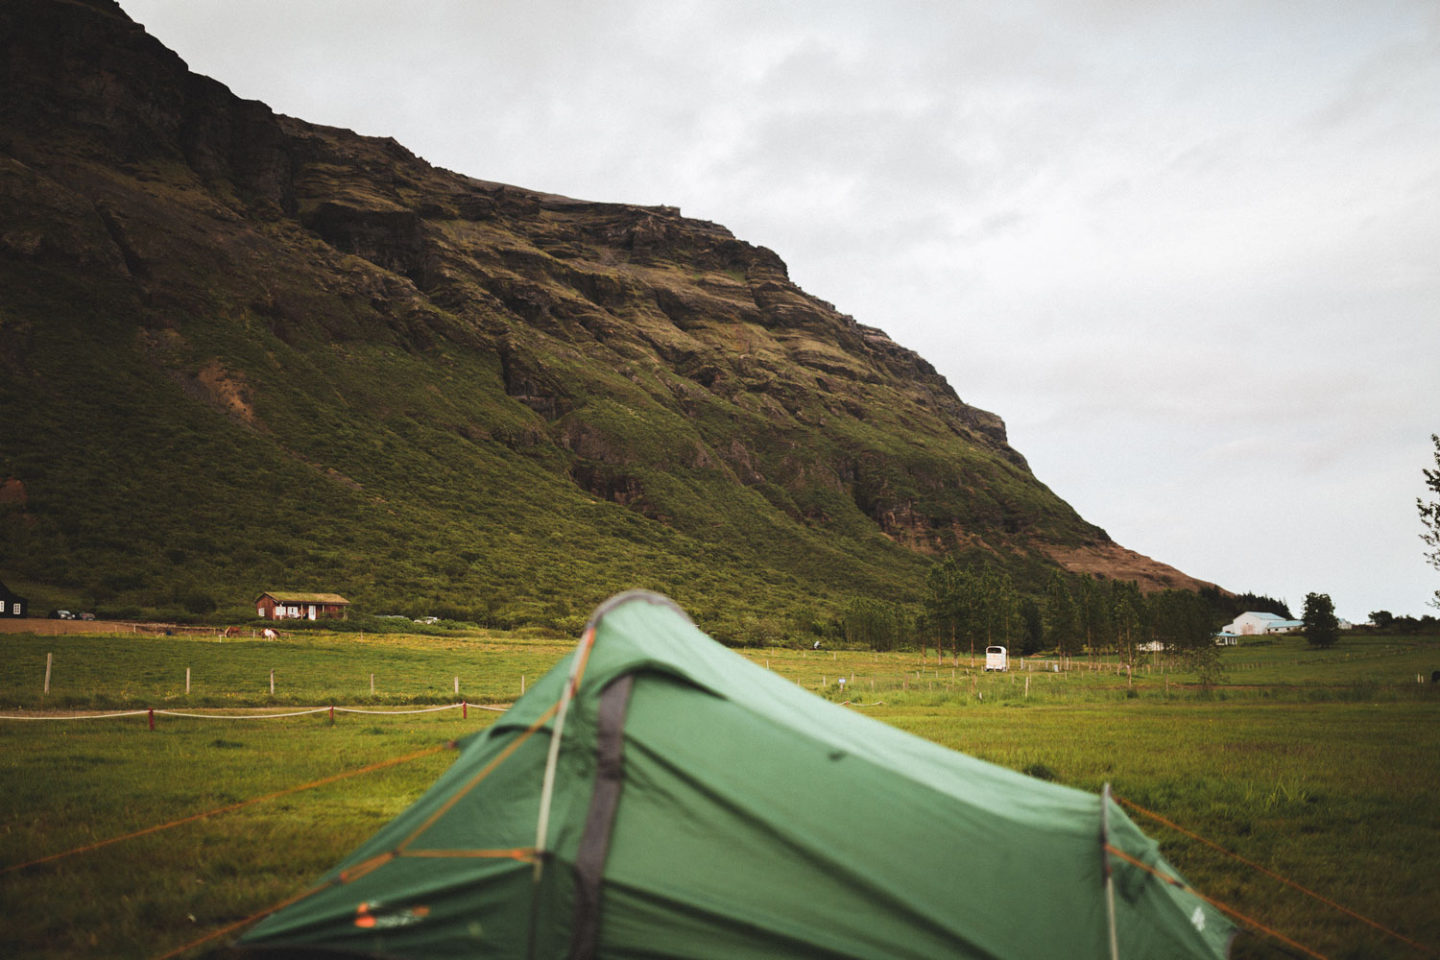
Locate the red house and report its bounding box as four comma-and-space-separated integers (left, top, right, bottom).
256, 591, 350, 621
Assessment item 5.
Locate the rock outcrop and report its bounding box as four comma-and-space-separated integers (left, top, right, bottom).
0, 0, 1216, 623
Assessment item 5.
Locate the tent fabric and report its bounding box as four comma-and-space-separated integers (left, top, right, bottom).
238, 590, 1234, 959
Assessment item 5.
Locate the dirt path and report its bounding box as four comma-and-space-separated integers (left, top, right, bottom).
0, 618, 234, 637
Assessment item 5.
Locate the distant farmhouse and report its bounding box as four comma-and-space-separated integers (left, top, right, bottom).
256, 591, 350, 621
0, 579, 27, 618
1222, 611, 1304, 636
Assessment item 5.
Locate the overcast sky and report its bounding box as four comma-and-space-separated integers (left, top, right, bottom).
119, 0, 1440, 620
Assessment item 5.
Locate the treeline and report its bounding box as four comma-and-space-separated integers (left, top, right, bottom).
823, 558, 1243, 660
1365, 610, 1439, 633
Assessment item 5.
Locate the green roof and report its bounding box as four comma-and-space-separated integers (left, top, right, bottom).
256, 591, 350, 605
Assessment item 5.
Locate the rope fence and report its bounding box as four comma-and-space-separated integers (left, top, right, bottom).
1, 745, 447, 878
19, 651, 537, 704
1114, 793, 1433, 956
0, 702, 510, 723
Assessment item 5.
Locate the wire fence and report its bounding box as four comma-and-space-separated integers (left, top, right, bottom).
0, 702, 508, 723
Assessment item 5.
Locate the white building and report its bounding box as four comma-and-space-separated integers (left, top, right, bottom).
1222, 611, 1304, 636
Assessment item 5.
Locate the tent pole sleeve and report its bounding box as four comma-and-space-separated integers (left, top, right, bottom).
1102, 782, 1120, 960
568, 673, 635, 960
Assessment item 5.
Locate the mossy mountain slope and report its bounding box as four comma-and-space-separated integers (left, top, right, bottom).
0, 0, 1212, 633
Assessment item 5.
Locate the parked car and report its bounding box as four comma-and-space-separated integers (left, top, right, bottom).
49, 609, 75, 620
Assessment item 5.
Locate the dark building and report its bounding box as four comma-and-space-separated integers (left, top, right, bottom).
0, 580, 28, 618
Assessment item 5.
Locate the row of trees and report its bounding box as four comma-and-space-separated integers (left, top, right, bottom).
917, 558, 1218, 664
833, 431, 1440, 655
828, 562, 1223, 659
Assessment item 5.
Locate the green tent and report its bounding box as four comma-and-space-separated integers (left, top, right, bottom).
239, 591, 1234, 958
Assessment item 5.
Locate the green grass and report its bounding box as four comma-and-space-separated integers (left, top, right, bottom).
0, 630, 569, 709
2, 629, 1438, 959
0, 712, 481, 960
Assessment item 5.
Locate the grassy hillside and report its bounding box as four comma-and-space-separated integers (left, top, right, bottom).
0, 0, 1212, 638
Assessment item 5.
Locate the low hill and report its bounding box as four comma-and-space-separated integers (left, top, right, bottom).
0, 0, 1214, 636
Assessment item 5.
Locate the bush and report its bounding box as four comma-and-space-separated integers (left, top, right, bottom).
179, 589, 217, 615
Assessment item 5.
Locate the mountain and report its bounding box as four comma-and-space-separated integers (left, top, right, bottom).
0, 0, 1214, 635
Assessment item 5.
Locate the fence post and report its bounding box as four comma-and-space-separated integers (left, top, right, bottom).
454, 676, 459, 696
370, 673, 375, 694
270, 669, 275, 695
463, 700, 468, 719
148, 708, 155, 731
186, 667, 191, 695
44, 652, 52, 695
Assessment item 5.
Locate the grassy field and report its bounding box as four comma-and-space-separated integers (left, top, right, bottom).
1, 628, 1437, 959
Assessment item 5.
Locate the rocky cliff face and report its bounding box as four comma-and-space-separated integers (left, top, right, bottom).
0, 0, 1214, 624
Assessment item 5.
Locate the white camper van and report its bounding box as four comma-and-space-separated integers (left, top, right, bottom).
984, 645, 1008, 672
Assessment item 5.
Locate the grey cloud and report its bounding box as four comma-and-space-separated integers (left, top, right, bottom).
116, 0, 1440, 615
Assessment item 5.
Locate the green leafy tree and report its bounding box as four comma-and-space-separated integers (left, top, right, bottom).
1148, 589, 1212, 653
1110, 580, 1144, 667
1420, 433, 1440, 610
1018, 597, 1045, 656
1369, 610, 1395, 630
925, 559, 1023, 662
1302, 592, 1340, 648
1073, 576, 1112, 654
1045, 571, 1078, 656
840, 597, 913, 651
924, 557, 968, 659
1186, 638, 1226, 694
976, 566, 1019, 649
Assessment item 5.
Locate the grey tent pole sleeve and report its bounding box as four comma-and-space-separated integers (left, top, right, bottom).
567, 673, 636, 960
1102, 782, 1120, 960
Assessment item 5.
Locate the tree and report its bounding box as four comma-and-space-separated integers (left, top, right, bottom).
1369, 610, 1395, 630
1044, 572, 1078, 657
839, 597, 912, 651
1074, 576, 1113, 655
924, 558, 967, 660
1148, 589, 1212, 654
1110, 580, 1144, 667
1018, 597, 1045, 656
1420, 433, 1440, 610
1302, 592, 1340, 648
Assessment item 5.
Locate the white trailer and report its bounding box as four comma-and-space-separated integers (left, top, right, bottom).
985, 645, 1008, 672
